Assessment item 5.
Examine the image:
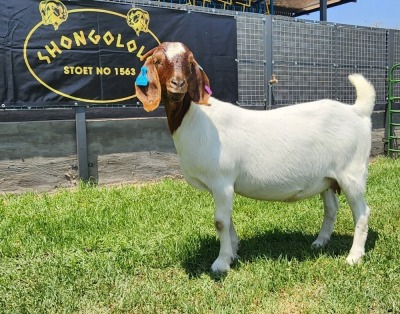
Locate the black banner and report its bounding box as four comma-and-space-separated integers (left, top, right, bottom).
0, 0, 237, 107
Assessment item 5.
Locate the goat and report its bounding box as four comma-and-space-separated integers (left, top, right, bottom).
135, 42, 376, 273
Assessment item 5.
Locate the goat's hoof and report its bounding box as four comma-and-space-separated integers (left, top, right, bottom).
311, 237, 329, 249
346, 251, 365, 265
232, 241, 240, 258
211, 258, 231, 273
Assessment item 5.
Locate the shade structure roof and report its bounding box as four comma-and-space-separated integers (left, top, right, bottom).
267, 0, 356, 17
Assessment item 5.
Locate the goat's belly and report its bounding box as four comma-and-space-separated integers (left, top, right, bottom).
234, 177, 333, 202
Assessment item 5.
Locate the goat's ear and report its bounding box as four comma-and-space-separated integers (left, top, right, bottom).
135, 56, 161, 112
188, 59, 211, 105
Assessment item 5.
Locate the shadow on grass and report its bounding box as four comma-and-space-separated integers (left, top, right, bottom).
182, 228, 378, 279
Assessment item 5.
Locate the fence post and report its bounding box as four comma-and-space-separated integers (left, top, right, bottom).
319, 0, 327, 21
75, 106, 89, 182
384, 29, 396, 155
264, 15, 273, 109
387, 30, 395, 76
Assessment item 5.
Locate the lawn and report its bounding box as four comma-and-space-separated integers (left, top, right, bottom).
0, 157, 399, 313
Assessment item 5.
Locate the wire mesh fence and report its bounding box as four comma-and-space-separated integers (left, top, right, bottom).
236, 15, 266, 106
393, 32, 400, 99
271, 19, 336, 105
269, 17, 391, 109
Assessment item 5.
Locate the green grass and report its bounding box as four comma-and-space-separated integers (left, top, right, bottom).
0, 157, 399, 313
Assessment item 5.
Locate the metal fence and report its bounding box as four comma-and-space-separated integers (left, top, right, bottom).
237, 14, 398, 109
271, 19, 391, 109
236, 14, 266, 106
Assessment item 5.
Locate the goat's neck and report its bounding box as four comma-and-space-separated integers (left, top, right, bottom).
164, 93, 192, 134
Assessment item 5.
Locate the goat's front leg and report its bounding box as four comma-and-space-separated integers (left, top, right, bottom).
211, 185, 235, 273
230, 217, 239, 259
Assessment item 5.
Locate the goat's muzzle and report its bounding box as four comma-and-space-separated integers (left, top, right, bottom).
168, 77, 187, 91
167, 77, 187, 101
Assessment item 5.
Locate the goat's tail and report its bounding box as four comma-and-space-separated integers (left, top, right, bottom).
349, 74, 376, 117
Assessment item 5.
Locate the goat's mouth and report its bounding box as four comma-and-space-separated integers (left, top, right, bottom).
167, 91, 186, 102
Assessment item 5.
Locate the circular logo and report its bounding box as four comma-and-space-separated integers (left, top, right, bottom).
24, 3, 160, 103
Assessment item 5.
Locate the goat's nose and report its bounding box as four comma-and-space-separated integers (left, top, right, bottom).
170, 78, 186, 89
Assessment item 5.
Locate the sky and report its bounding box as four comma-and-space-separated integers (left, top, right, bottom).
299, 0, 400, 30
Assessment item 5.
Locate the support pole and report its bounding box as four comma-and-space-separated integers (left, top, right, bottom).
320, 0, 327, 21
75, 106, 89, 182
264, 15, 273, 109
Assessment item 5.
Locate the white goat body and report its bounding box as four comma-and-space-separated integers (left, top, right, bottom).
135, 42, 376, 273
174, 94, 371, 202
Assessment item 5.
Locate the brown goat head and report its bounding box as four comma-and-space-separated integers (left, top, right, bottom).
135, 42, 211, 112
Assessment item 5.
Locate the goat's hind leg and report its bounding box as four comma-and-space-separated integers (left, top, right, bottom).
346, 194, 370, 265
312, 189, 339, 249
339, 173, 370, 265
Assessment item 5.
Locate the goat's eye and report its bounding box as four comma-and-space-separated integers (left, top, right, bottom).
154, 59, 161, 67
